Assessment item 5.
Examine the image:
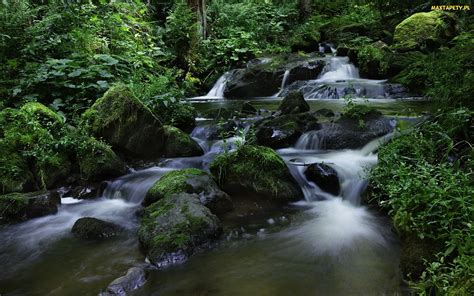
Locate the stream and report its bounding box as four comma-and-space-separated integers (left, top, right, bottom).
0, 54, 431, 295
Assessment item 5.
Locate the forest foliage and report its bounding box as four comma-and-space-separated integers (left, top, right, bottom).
0, 1, 473, 294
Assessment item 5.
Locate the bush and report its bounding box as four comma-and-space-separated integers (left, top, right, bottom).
370, 109, 473, 294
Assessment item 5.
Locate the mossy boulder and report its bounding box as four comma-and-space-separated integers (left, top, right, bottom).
277, 92, 310, 115
20, 102, 63, 126
162, 126, 203, 158
72, 217, 123, 240
0, 143, 34, 194
254, 112, 320, 149
0, 191, 60, 225
77, 138, 126, 181
393, 11, 458, 51
144, 168, 232, 214
209, 145, 303, 201
82, 84, 165, 159
138, 193, 222, 266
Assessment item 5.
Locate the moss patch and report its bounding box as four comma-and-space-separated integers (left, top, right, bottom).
162, 125, 203, 157
20, 102, 63, 126
145, 168, 207, 205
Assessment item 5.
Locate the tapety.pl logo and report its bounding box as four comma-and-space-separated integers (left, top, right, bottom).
431, 5, 470, 10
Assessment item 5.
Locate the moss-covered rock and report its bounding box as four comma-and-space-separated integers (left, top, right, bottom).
162, 126, 203, 158
393, 11, 458, 51
144, 168, 232, 214
82, 84, 165, 159
20, 102, 63, 126
254, 112, 320, 149
209, 145, 303, 201
277, 92, 309, 115
0, 143, 34, 194
72, 217, 123, 240
138, 193, 222, 266
77, 138, 126, 181
0, 191, 60, 225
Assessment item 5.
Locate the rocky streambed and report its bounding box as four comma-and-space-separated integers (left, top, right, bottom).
0, 53, 433, 296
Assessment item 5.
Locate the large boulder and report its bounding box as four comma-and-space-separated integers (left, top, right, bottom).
297, 112, 394, 150
0, 191, 60, 225
82, 84, 165, 159
0, 106, 70, 191
209, 145, 303, 201
254, 112, 320, 149
71, 217, 122, 240
102, 267, 147, 296
277, 92, 310, 115
162, 126, 203, 158
0, 144, 34, 194
305, 163, 340, 195
224, 68, 284, 98
138, 193, 222, 266
77, 138, 126, 181
393, 11, 458, 51
144, 168, 232, 214
223, 54, 326, 98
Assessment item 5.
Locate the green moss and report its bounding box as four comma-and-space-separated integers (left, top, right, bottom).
83, 83, 156, 135
209, 145, 301, 200
0, 142, 32, 194
20, 102, 63, 126
0, 193, 28, 223
77, 137, 125, 181
393, 11, 458, 51
146, 168, 207, 203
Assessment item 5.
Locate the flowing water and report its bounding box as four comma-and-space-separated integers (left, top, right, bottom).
0, 55, 429, 295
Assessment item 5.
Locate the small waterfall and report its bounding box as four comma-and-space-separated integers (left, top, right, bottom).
294, 130, 324, 150
206, 72, 229, 97
318, 57, 360, 81
273, 69, 291, 97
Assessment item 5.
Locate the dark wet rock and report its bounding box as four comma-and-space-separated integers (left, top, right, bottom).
393, 11, 458, 52
286, 60, 325, 85
162, 125, 203, 158
306, 115, 393, 150
241, 101, 258, 115
138, 193, 222, 267
314, 108, 335, 117
210, 145, 303, 201
63, 184, 102, 200
224, 54, 326, 98
0, 191, 60, 225
193, 120, 243, 141
278, 92, 310, 115
101, 267, 147, 296
224, 68, 284, 98
305, 163, 340, 195
72, 217, 122, 240
254, 112, 320, 149
144, 168, 233, 214
82, 84, 165, 159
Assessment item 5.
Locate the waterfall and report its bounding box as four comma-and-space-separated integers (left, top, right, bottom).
206, 72, 229, 97
318, 57, 360, 81
272, 69, 291, 97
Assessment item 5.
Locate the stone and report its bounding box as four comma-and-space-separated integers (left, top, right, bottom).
138, 193, 222, 266
71, 217, 122, 240
209, 145, 303, 201
305, 163, 340, 195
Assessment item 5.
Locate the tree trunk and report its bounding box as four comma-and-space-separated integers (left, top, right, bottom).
298, 0, 311, 20
187, 0, 207, 39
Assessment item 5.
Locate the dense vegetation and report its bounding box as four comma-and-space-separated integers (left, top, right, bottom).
1, 0, 472, 294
